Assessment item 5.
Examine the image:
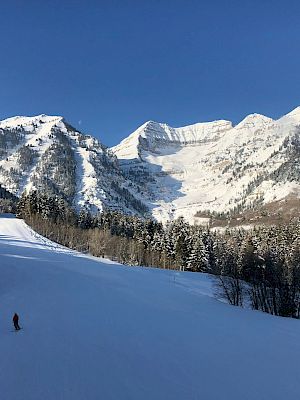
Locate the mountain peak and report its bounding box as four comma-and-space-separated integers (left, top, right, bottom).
0, 114, 64, 129
235, 113, 273, 129
1, 107, 300, 224
280, 106, 300, 122
112, 118, 233, 160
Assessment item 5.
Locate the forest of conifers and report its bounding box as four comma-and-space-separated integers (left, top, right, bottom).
7, 191, 300, 319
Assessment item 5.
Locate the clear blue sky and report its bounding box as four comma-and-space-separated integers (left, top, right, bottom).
1, 0, 300, 146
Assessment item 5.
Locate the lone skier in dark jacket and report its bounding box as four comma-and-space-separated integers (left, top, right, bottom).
13, 313, 20, 331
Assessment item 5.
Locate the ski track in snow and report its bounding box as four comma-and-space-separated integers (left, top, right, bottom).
0, 214, 300, 400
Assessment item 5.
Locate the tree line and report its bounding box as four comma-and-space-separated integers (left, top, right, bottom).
16, 191, 300, 318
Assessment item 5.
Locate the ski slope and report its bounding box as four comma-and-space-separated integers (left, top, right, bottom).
0, 214, 299, 400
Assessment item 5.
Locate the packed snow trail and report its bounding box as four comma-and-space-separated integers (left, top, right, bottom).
0, 215, 300, 400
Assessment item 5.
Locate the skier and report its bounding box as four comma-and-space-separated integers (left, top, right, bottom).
13, 313, 21, 331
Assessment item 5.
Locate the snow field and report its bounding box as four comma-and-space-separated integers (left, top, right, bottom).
0, 214, 300, 399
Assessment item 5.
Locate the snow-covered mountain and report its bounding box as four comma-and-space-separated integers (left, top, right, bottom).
1, 107, 300, 223
0, 114, 147, 216
112, 107, 300, 223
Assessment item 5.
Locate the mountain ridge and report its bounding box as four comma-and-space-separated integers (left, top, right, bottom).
0, 107, 300, 224
112, 106, 300, 223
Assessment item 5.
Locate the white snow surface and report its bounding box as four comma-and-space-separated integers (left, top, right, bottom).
0, 214, 300, 400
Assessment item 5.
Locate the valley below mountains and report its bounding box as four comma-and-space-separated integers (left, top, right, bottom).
0, 107, 300, 225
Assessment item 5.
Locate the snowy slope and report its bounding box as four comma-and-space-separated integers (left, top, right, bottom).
1, 214, 300, 400
112, 107, 300, 223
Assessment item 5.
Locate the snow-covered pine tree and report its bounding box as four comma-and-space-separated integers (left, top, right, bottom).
186, 234, 208, 272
